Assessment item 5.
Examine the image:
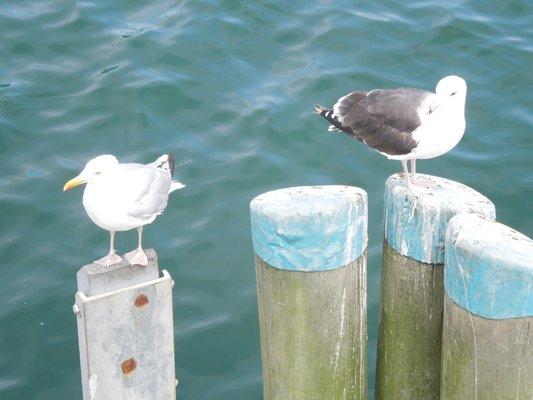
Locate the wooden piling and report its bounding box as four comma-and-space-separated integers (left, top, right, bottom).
375, 174, 495, 400
441, 214, 533, 399
250, 186, 368, 400
74, 249, 176, 400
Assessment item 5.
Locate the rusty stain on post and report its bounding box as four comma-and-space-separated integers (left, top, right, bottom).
121, 358, 137, 374
134, 294, 149, 308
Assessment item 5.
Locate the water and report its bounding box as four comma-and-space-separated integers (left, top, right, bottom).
0, 1, 531, 398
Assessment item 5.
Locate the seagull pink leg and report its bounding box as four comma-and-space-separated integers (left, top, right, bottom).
124, 226, 148, 266
410, 159, 417, 183
95, 230, 123, 266
401, 160, 415, 194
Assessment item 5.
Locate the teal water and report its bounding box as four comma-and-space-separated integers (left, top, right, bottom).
0, 1, 532, 398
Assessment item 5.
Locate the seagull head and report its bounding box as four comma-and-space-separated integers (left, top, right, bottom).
63, 155, 119, 191
435, 75, 467, 106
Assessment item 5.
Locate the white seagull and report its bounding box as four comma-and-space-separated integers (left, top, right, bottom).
63, 153, 185, 266
315, 75, 467, 191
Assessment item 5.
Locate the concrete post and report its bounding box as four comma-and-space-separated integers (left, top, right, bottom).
250, 186, 368, 400
74, 249, 176, 400
441, 214, 533, 399
375, 174, 496, 400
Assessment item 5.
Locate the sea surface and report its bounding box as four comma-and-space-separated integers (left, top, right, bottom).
0, 1, 531, 399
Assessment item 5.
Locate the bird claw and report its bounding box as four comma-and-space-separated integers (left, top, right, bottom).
124, 248, 148, 266
94, 252, 123, 267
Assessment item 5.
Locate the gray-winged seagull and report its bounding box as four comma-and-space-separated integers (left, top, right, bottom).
63, 153, 185, 267
315, 75, 467, 191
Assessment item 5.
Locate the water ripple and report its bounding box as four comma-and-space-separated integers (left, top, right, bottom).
0, 1, 532, 399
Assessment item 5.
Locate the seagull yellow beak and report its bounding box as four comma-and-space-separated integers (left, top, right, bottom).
63, 176, 86, 191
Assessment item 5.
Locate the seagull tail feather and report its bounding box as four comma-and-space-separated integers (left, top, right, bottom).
314, 104, 341, 132
153, 153, 175, 177
154, 153, 186, 193
169, 180, 186, 193
314, 103, 361, 141
313, 104, 326, 114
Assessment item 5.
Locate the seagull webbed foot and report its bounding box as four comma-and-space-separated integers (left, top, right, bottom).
95, 251, 123, 267
124, 248, 148, 266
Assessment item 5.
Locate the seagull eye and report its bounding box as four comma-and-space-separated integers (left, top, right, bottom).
450, 91, 457, 96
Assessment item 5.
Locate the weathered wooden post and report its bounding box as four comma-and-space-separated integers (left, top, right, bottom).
441, 214, 533, 399
250, 186, 368, 400
73, 249, 176, 400
375, 174, 495, 399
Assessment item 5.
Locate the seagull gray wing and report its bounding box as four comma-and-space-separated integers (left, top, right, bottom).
331, 88, 435, 155
116, 164, 172, 220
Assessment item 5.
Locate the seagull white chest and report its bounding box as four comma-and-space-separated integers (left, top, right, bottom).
411, 106, 465, 160
83, 180, 139, 231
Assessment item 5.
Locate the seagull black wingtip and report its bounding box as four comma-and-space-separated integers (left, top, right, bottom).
314, 104, 325, 114
167, 153, 174, 178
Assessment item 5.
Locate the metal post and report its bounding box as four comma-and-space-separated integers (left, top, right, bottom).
74, 249, 176, 400
441, 214, 533, 399
375, 174, 495, 399
250, 185, 368, 400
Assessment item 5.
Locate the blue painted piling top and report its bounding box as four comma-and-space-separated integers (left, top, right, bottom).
445, 214, 533, 319
384, 174, 496, 264
250, 186, 367, 271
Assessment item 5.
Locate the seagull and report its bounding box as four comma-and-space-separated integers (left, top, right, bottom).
63, 153, 185, 266
314, 75, 467, 191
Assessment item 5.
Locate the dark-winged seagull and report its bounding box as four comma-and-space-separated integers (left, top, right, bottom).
314, 75, 467, 191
